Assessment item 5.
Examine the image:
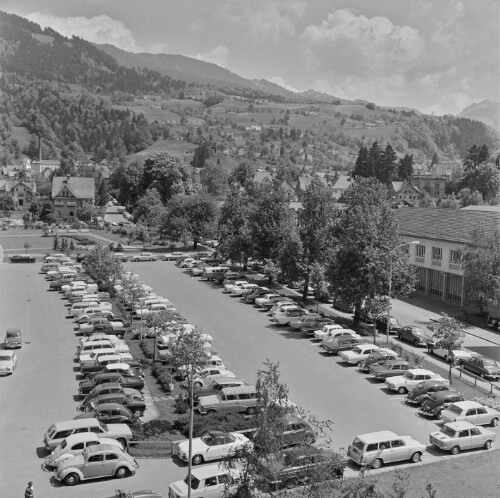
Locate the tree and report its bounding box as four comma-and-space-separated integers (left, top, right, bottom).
328, 178, 416, 327
378, 144, 398, 183
83, 245, 123, 293
95, 178, 110, 207
462, 226, 500, 312
119, 274, 146, 326
397, 154, 414, 181
78, 201, 97, 223
133, 188, 166, 233
462, 163, 500, 203
110, 160, 143, 209
428, 317, 466, 383
463, 144, 489, 173
191, 143, 211, 169
228, 161, 256, 189
199, 160, 230, 197
162, 193, 218, 249
353, 145, 371, 178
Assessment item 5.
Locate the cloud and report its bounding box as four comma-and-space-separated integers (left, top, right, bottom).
193, 45, 229, 68
422, 92, 475, 116
218, 0, 306, 42
25, 12, 167, 53
267, 76, 298, 93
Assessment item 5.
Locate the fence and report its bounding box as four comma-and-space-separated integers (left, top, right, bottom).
128, 439, 173, 458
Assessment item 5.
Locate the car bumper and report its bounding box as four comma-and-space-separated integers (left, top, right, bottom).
385, 382, 398, 391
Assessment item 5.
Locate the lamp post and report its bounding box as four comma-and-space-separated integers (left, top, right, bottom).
386, 240, 419, 344
24, 242, 31, 254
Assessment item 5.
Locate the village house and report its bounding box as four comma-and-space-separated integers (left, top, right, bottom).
411, 174, 447, 199
31, 159, 60, 177
0, 180, 37, 209
331, 175, 353, 200
51, 176, 95, 221
389, 181, 422, 206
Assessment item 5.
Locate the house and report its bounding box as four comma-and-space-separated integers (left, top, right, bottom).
389, 181, 422, 205
253, 170, 273, 185
31, 160, 60, 177
51, 176, 95, 220
331, 175, 353, 200
97, 165, 111, 181
279, 180, 298, 201
395, 208, 500, 308
411, 174, 447, 199
0, 180, 37, 209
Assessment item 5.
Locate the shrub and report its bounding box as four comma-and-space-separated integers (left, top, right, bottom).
140, 339, 155, 359
152, 361, 173, 393
173, 412, 256, 438
472, 396, 500, 410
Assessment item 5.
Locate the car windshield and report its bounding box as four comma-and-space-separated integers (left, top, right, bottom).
0, 355, 11, 361
201, 433, 214, 445
441, 426, 456, 438
184, 475, 200, 490
447, 405, 463, 414
6, 331, 19, 337
403, 372, 415, 380
351, 347, 362, 354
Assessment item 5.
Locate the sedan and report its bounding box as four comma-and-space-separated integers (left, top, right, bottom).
440, 401, 500, 427
0, 350, 17, 375
53, 444, 139, 485
397, 326, 433, 347
4, 328, 22, 349
300, 318, 336, 336
75, 403, 138, 426
271, 308, 309, 326
313, 324, 346, 341
430, 420, 496, 454
173, 430, 253, 465
81, 383, 143, 407
406, 380, 451, 406
288, 314, 321, 330
85, 392, 146, 418
358, 350, 400, 373
132, 252, 158, 262
460, 356, 500, 380
320, 337, 360, 355
369, 359, 411, 380
161, 252, 189, 261
9, 254, 36, 263
375, 315, 404, 334
339, 344, 381, 365
79, 373, 145, 396
419, 390, 465, 418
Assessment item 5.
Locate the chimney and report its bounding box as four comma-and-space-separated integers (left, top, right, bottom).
63, 175, 70, 184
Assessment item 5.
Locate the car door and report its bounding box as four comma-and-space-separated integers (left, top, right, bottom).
465, 408, 478, 424
377, 439, 393, 462
475, 407, 489, 425
103, 452, 120, 475
457, 429, 472, 449
469, 427, 483, 449
465, 358, 480, 375
84, 453, 107, 478
389, 439, 407, 462
206, 435, 227, 461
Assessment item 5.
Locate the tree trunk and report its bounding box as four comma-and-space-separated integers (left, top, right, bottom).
352, 302, 362, 328
302, 273, 310, 302
193, 239, 198, 250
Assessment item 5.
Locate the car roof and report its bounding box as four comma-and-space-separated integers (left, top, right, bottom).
51, 418, 100, 431
86, 443, 117, 454
221, 385, 256, 395
6, 328, 21, 333
449, 401, 482, 409
444, 420, 479, 431
92, 402, 128, 411
407, 369, 433, 375
191, 463, 232, 479
61, 433, 100, 445
0, 350, 16, 357
356, 431, 400, 443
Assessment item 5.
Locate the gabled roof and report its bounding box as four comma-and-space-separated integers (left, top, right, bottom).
332, 175, 352, 190
52, 177, 95, 199
391, 181, 404, 192
253, 171, 273, 183
395, 208, 500, 244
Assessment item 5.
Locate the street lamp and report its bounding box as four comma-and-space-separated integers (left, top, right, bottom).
386, 240, 420, 343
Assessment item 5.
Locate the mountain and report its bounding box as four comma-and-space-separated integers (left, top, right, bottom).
457, 100, 500, 131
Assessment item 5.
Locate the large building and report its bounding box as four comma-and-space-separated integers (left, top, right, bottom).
51, 176, 95, 220
394, 208, 500, 309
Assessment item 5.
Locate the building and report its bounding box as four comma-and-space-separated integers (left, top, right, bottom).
31, 159, 60, 177
0, 180, 37, 209
331, 175, 353, 200
389, 181, 422, 205
395, 208, 500, 307
51, 176, 95, 220
411, 174, 447, 199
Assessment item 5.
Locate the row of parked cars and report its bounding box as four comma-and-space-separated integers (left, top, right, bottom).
40, 254, 148, 487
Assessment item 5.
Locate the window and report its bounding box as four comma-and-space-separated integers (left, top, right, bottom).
416, 245, 426, 258
391, 440, 404, 448
55, 430, 73, 439
366, 443, 378, 452
470, 428, 481, 436
73, 443, 84, 450
458, 430, 469, 438
205, 476, 218, 487
88, 454, 104, 463
432, 247, 442, 261
466, 409, 477, 416
105, 453, 119, 460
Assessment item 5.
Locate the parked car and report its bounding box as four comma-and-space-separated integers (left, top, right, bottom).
339, 344, 381, 365
53, 444, 139, 485
259, 445, 344, 491
406, 380, 452, 406
80, 355, 124, 377
113, 253, 129, 262
397, 326, 433, 347
255, 415, 316, 449
358, 349, 400, 373
79, 373, 145, 396
313, 324, 346, 341
487, 315, 500, 332
45, 433, 123, 469
9, 254, 36, 263
197, 385, 258, 415
288, 314, 321, 330
0, 350, 17, 375
419, 390, 465, 418
348, 430, 425, 469
3, 328, 22, 348
255, 293, 281, 307
190, 368, 236, 388
231, 283, 259, 297
459, 356, 500, 380
177, 257, 196, 268
429, 420, 496, 454
85, 392, 146, 418
75, 402, 138, 426
385, 369, 448, 394
271, 308, 309, 326
429, 345, 478, 364
161, 252, 189, 261
194, 378, 248, 403
440, 401, 500, 426
173, 430, 253, 465
369, 359, 411, 380
268, 301, 297, 315
243, 287, 270, 303
81, 383, 143, 407
320, 336, 360, 355
261, 297, 294, 311
300, 318, 336, 336
133, 252, 157, 262
374, 315, 404, 334
79, 318, 125, 335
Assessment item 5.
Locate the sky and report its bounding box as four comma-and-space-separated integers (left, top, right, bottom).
1, 0, 498, 115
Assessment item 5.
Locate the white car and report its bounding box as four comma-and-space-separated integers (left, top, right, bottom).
440, 401, 500, 426
79, 334, 127, 349
271, 308, 309, 326
161, 252, 189, 261
79, 350, 133, 366
223, 280, 248, 293
385, 369, 449, 394
313, 324, 347, 341
0, 350, 17, 375
430, 346, 479, 364
132, 252, 158, 262
178, 258, 196, 268
191, 368, 236, 388
339, 344, 381, 365
231, 283, 259, 296
173, 430, 253, 465
78, 319, 124, 335
255, 293, 281, 307
133, 304, 177, 317
268, 301, 297, 315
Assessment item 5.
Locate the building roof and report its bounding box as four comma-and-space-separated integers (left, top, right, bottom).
391, 181, 404, 193
52, 177, 95, 200
253, 171, 273, 183
332, 175, 352, 190
395, 208, 500, 244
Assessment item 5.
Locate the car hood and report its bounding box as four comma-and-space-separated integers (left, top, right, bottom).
56, 454, 85, 472
0, 359, 14, 368
199, 394, 219, 406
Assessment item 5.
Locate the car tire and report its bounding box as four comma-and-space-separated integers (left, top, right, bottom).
134, 258, 139, 262
192, 454, 204, 465
484, 440, 493, 450
115, 466, 129, 478
194, 381, 203, 388
450, 445, 460, 455
398, 387, 407, 394
410, 452, 421, 463
371, 458, 383, 469
64, 473, 80, 486
413, 339, 418, 346
246, 406, 257, 415
285, 477, 298, 489
490, 418, 499, 427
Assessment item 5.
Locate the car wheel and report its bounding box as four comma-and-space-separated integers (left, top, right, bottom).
413, 339, 418, 346
490, 418, 499, 427
398, 387, 407, 394
115, 466, 129, 478
194, 381, 203, 388
371, 458, 383, 469
192, 454, 204, 465
246, 406, 257, 415
64, 473, 80, 486
134, 258, 139, 262
133, 409, 143, 417
450, 445, 460, 455
410, 452, 421, 463
484, 440, 493, 450
285, 477, 298, 489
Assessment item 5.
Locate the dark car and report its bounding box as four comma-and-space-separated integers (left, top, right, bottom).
79, 373, 145, 396
92, 322, 127, 336
81, 383, 142, 406
259, 445, 344, 491
9, 254, 36, 263
4, 328, 22, 349
358, 350, 400, 373
406, 380, 451, 406
375, 315, 404, 335
487, 315, 500, 332
84, 392, 147, 417
369, 359, 411, 380
74, 402, 138, 425
300, 318, 336, 336
460, 356, 500, 380
419, 390, 465, 418
397, 326, 433, 347
320, 337, 359, 355
243, 287, 270, 303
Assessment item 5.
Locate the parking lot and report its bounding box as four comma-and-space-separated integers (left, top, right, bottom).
1, 254, 499, 497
